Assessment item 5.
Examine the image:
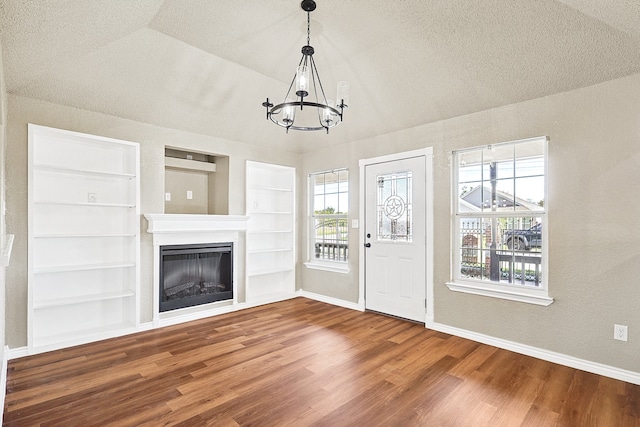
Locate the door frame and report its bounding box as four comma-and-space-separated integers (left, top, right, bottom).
358, 148, 434, 324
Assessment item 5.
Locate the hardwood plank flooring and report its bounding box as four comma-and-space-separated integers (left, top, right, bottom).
4, 297, 640, 426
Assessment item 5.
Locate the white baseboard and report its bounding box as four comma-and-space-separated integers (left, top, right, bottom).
8, 346, 27, 360
426, 318, 640, 386
1, 345, 8, 426
297, 290, 363, 312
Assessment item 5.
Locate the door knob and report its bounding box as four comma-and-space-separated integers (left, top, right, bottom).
364, 243, 371, 248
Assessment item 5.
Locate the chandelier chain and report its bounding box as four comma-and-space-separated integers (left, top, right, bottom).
307, 12, 310, 46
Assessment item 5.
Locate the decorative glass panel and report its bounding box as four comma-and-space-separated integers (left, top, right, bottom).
377, 171, 412, 242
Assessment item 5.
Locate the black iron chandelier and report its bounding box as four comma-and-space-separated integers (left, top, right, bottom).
262, 0, 349, 133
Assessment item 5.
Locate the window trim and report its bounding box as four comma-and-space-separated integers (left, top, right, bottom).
305, 168, 349, 273
448, 136, 553, 305
304, 260, 350, 274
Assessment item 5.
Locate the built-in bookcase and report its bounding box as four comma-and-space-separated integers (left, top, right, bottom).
28, 124, 140, 354
245, 161, 295, 302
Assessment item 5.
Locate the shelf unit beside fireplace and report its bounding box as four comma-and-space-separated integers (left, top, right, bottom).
245, 161, 295, 302
28, 124, 140, 354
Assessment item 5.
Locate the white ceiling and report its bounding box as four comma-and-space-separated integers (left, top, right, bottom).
1, 0, 639, 153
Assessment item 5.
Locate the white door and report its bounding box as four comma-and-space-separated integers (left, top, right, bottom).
364, 155, 426, 322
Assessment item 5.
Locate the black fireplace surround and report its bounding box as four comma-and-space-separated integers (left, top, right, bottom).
159, 242, 233, 312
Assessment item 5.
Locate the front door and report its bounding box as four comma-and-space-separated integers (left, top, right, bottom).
364, 155, 426, 322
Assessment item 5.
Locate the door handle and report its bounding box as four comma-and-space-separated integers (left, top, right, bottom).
364, 243, 371, 248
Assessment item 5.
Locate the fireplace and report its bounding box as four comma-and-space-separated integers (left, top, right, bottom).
159, 242, 233, 312
145, 213, 247, 325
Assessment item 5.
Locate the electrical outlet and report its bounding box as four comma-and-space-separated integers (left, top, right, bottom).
165, 192, 171, 202
186, 190, 193, 200
87, 193, 97, 203
614, 324, 628, 342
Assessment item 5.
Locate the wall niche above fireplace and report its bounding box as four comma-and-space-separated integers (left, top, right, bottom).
164, 147, 229, 215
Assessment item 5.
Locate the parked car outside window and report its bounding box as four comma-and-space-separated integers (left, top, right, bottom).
503, 223, 541, 251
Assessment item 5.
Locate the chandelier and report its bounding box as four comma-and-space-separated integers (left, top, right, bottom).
262, 0, 349, 133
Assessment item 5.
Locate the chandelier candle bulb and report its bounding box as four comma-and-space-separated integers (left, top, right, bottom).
337, 81, 350, 107
323, 101, 334, 126
296, 65, 309, 98
283, 99, 296, 124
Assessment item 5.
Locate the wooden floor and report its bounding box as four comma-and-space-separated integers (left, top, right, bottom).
4, 298, 640, 426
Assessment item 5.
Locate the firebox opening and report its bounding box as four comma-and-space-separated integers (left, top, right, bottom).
159, 242, 233, 312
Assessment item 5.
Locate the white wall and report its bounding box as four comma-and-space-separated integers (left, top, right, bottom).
0, 40, 8, 367
299, 73, 640, 373
4, 95, 300, 348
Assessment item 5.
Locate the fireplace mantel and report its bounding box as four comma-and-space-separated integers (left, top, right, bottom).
145, 214, 249, 234
144, 214, 249, 326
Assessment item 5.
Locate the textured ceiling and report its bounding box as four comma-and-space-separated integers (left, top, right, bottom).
1, 0, 639, 153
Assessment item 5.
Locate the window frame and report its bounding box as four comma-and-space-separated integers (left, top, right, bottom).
446, 136, 553, 306
305, 168, 350, 274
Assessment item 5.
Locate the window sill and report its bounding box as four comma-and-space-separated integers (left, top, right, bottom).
304, 261, 350, 274
446, 281, 554, 306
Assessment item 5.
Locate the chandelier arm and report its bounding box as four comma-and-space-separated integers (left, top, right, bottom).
303, 64, 327, 129
284, 74, 296, 102
271, 101, 340, 115
309, 55, 330, 105
269, 100, 341, 131
284, 54, 307, 103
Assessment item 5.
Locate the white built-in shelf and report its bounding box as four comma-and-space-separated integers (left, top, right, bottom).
246, 211, 293, 215
247, 267, 295, 277
248, 186, 293, 192
34, 290, 136, 309
34, 200, 136, 208
246, 161, 295, 302
28, 124, 140, 355
33, 262, 136, 274
248, 248, 293, 254
34, 323, 139, 351
165, 156, 216, 172
34, 233, 137, 239
34, 164, 136, 179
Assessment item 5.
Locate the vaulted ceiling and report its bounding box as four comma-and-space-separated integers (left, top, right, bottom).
1, 0, 639, 153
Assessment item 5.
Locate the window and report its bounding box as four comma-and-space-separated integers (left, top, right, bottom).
306, 169, 349, 272
447, 137, 552, 306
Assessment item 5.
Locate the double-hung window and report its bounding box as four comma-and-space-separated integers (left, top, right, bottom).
447, 137, 552, 305
306, 169, 349, 272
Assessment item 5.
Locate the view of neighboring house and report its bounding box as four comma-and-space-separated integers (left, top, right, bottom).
459, 185, 543, 283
